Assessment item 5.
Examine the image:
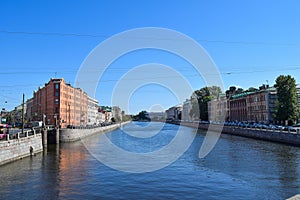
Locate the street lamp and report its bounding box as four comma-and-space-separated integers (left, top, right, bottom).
43, 114, 46, 128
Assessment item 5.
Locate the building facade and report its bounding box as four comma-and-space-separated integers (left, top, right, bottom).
26, 97, 34, 122
208, 86, 278, 124
32, 78, 88, 128
228, 93, 248, 122
245, 87, 277, 123
112, 106, 122, 121
87, 96, 99, 125
182, 99, 192, 122
12, 104, 25, 126
166, 104, 182, 121
208, 94, 228, 122
97, 106, 112, 123
148, 112, 166, 121
0, 109, 9, 124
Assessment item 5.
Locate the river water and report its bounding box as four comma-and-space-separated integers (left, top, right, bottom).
0, 122, 299, 199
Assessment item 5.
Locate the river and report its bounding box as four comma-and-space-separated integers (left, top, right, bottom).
0, 122, 299, 199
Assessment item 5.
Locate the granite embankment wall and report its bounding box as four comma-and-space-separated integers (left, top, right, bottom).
177, 122, 300, 146
60, 121, 131, 142
0, 133, 43, 166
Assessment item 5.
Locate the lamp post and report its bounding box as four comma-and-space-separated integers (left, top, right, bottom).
43, 114, 46, 128
21, 94, 25, 135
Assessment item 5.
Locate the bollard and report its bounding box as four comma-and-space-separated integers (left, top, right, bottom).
6, 134, 9, 141
26, 131, 28, 137
30, 146, 34, 156
55, 127, 59, 144
42, 128, 47, 148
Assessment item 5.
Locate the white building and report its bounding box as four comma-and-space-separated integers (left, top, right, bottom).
182, 99, 192, 122
112, 106, 122, 121
148, 112, 166, 121
87, 96, 98, 125
96, 112, 106, 123
26, 97, 34, 122
208, 94, 228, 122
96, 106, 112, 123
166, 104, 182, 121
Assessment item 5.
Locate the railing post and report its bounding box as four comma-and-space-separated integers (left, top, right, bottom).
42, 128, 47, 149
55, 126, 59, 144
33, 129, 36, 137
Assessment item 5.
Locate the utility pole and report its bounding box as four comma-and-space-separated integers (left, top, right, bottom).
21, 93, 25, 135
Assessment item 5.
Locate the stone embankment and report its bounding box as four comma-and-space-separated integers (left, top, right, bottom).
60, 121, 131, 142
0, 131, 43, 166
0, 122, 130, 166
174, 121, 300, 147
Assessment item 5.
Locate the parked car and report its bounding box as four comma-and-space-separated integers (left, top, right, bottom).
284, 126, 297, 132
275, 125, 285, 130
293, 124, 300, 128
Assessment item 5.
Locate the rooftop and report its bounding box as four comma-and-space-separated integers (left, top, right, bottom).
231, 91, 255, 99
231, 87, 277, 99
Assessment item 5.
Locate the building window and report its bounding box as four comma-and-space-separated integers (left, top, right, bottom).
55, 91, 59, 97
55, 107, 59, 113
55, 99, 59, 104
55, 83, 59, 90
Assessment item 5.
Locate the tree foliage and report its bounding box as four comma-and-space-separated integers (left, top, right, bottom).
189, 86, 222, 121
246, 87, 259, 92
132, 110, 150, 121
274, 75, 299, 125
225, 86, 244, 99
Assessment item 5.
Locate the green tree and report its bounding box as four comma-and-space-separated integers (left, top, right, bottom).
274, 75, 299, 125
225, 86, 244, 99
122, 114, 132, 122
189, 86, 222, 121
132, 110, 150, 121
246, 87, 258, 92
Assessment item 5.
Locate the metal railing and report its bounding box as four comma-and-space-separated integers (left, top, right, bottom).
66, 122, 116, 129
0, 125, 55, 142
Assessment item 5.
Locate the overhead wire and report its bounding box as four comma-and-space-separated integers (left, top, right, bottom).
0, 30, 299, 46
1, 29, 300, 107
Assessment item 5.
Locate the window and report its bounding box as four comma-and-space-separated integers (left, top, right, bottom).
55, 91, 59, 97
55, 99, 59, 104
55, 107, 59, 113
55, 83, 59, 90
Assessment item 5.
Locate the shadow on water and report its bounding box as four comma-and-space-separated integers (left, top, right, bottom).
193, 130, 300, 199
274, 145, 300, 198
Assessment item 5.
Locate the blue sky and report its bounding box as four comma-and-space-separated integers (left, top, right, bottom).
1, 0, 300, 114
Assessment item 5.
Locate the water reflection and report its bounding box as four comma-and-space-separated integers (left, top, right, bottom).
57, 142, 90, 198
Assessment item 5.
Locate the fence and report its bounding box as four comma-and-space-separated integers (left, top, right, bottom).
0, 126, 55, 142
